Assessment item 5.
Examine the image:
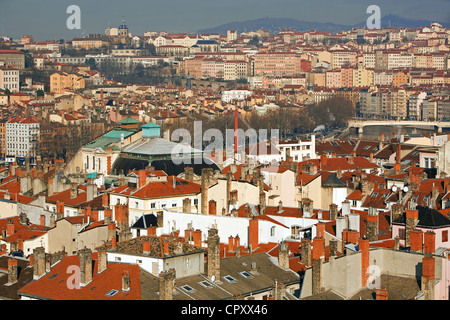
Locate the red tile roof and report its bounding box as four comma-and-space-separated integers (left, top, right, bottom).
18, 254, 141, 300
109, 176, 201, 198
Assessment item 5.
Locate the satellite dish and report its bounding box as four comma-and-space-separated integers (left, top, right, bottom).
403, 186, 409, 193
391, 186, 398, 193
211, 275, 215, 282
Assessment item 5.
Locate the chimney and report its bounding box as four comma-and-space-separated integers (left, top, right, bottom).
33, 247, 46, 280
278, 241, 289, 269
138, 169, 147, 188
329, 239, 338, 257
158, 269, 176, 300
19, 212, 28, 225
226, 171, 233, 212
423, 231, 435, 255
86, 184, 97, 202
78, 248, 93, 287
56, 201, 64, 219
302, 198, 313, 218
228, 236, 235, 252
259, 176, 266, 215
410, 229, 423, 253
6, 223, 14, 236
184, 167, 194, 182
102, 193, 109, 208
201, 168, 210, 215
405, 209, 419, 247
366, 208, 378, 241
40, 215, 46, 227
359, 238, 370, 287
70, 183, 78, 199
108, 222, 116, 241
329, 203, 338, 220
394, 237, 400, 250
182, 198, 191, 213
97, 250, 107, 274
207, 227, 220, 282
235, 236, 241, 257
122, 271, 130, 292
248, 218, 259, 252
391, 203, 403, 221
143, 241, 151, 255
192, 229, 202, 247
300, 238, 311, 267
111, 237, 117, 249
376, 288, 389, 300
312, 250, 324, 295
421, 256, 435, 300
316, 223, 325, 238
104, 209, 112, 224
50, 214, 56, 228
7, 258, 18, 285
361, 177, 372, 195
341, 200, 351, 216
208, 200, 217, 215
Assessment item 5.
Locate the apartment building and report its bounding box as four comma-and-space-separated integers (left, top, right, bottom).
0, 67, 19, 93
224, 60, 249, 81
50, 72, 85, 94
254, 52, 302, 77
6, 116, 40, 158
0, 49, 25, 69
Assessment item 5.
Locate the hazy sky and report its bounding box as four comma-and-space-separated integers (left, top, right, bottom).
0, 0, 449, 40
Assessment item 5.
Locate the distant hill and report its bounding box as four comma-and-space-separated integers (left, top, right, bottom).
197, 15, 449, 35
197, 17, 350, 35
354, 14, 450, 29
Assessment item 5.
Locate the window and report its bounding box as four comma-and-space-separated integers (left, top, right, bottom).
240, 271, 253, 279
270, 226, 276, 237
443, 230, 448, 243
115, 257, 121, 262
181, 285, 194, 292
136, 260, 142, 264
151, 202, 156, 209
224, 275, 237, 283
199, 281, 213, 288
105, 289, 118, 297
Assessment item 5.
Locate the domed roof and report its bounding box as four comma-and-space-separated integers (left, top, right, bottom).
118, 20, 128, 30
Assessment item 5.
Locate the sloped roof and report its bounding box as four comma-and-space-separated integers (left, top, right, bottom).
321, 173, 347, 188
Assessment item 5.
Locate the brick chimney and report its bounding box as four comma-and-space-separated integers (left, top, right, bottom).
278, 241, 289, 269
182, 198, 191, 213
421, 256, 435, 300
329, 239, 338, 257
97, 250, 107, 274
184, 167, 194, 182
56, 201, 64, 220
159, 268, 176, 300
122, 271, 130, 292
207, 227, 220, 282
405, 209, 419, 247
102, 193, 109, 208
312, 249, 324, 294
329, 203, 338, 220
70, 183, 78, 199
6, 223, 14, 236
208, 200, 217, 215
143, 241, 151, 255
7, 258, 18, 285
192, 229, 202, 247
248, 218, 259, 252
300, 238, 311, 267
33, 247, 46, 280
376, 288, 389, 300
410, 229, 423, 253
78, 248, 93, 287
201, 168, 210, 215
359, 238, 370, 287
423, 231, 435, 255
108, 222, 116, 241
278, 201, 283, 213
228, 236, 235, 252
391, 203, 403, 221
366, 208, 378, 241
40, 215, 46, 227
316, 223, 325, 238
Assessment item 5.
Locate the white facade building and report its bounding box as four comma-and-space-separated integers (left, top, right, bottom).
6, 117, 40, 157
0, 67, 19, 92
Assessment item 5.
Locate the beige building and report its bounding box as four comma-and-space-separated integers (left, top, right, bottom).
50, 72, 85, 94
46, 216, 108, 254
